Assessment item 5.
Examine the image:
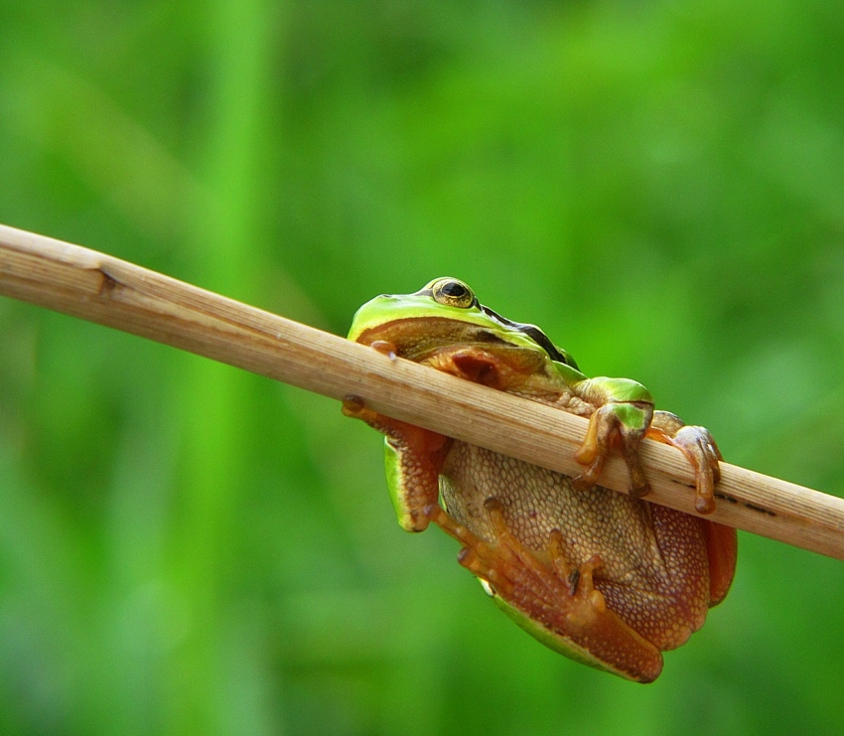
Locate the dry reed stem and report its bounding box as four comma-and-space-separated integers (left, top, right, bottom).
1, 223, 843, 559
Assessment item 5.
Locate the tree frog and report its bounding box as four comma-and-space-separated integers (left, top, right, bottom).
343, 277, 737, 682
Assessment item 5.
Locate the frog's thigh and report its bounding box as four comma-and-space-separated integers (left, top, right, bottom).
604, 505, 711, 651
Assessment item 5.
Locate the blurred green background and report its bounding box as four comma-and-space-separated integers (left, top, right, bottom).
1, 1, 843, 734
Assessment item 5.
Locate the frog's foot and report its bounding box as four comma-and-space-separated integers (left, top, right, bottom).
425, 498, 663, 682
572, 402, 653, 498
424, 499, 579, 602
649, 411, 723, 514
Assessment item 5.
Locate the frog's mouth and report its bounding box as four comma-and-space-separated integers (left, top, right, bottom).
354, 316, 527, 360
354, 317, 550, 389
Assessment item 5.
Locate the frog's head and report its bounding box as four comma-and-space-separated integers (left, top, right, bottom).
348, 277, 579, 371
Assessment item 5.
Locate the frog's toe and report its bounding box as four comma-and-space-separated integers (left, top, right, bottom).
667, 426, 722, 515
341, 394, 371, 420
572, 410, 608, 490
571, 466, 600, 493
369, 340, 398, 359
619, 442, 650, 499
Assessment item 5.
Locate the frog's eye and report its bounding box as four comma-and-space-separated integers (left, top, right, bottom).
431, 278, 475, 309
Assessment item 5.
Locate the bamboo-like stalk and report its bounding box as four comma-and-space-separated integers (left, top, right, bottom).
1, 223, 843, 559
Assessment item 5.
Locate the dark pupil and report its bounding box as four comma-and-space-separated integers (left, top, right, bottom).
441, 281, 466, 298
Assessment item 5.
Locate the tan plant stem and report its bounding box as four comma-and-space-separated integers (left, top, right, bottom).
1, 223, 843, 559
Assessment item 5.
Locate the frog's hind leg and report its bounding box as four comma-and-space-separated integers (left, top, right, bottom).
425, 498, 663, 683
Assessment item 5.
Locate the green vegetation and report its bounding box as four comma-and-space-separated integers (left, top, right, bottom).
1, 1, 843, 734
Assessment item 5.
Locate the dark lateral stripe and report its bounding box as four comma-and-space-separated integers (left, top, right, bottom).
480, 305, 579, 370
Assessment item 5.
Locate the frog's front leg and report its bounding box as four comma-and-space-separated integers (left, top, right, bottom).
342, 397, 451, 531
570, 377, 655, 498
425, 497, 663, 682
648, 411, 723, 514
